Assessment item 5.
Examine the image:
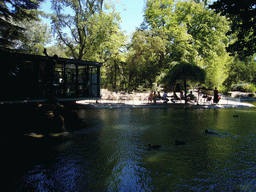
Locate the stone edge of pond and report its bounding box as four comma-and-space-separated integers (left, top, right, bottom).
77, 103, 254, 109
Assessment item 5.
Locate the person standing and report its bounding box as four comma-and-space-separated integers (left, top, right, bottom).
197, 88, 202, 104
148, 92, 153, 103
188, 91, 195, 101
214, 87, 219, 104
180, 91, 184, 100
162, 91, 169, 103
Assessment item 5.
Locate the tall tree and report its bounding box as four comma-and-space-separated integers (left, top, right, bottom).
143, 0, 231, 89
175, 0, 231, 87
125, 29, 168, 90
224, 54, 256, 87
15, 20, 52, 55
0, 0, 43, 48
209, 0, 256, 59
99, 27, 127, 90
50, 0, 119, 60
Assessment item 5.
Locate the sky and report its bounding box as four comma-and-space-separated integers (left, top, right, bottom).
39, 0, 145, 37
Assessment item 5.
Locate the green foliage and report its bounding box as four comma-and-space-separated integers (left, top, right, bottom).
231, 83, 256, 93
144, 0, 175, 29
218, 85, 230, 95
15, 20, 52, 55
141, 0, 231, 90
46, 45, 69, 58
162, 62, 206, 85
99, 25, 127, 90
50, 0, 120, 60
49, 0, 127, 90
224, 54, 256, 88
244, 84, 256, 93
0, 0, 43, 48
125, 29, 168, 90
210, 0, 256, 59
174, 1, 230, 88
161, 62, 205, 103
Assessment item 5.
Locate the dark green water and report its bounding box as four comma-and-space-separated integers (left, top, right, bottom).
3, 105, 256, 191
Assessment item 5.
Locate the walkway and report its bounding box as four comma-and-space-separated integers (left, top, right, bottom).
76, 98, 254, 109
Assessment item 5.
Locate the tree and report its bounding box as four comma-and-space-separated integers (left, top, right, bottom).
143, 0, 231, 89
193, 0, 211, 6
0, 0, 43, 48
50, 0, 119, 61
15, 20, 52, 55
46, 44, 69, 58
209, 0, 256, 59
172, 0, 231, 88
162, 62, 206, 104
125, 29, 168, 90
224, 54, 256, 87
100, 29, 127, 90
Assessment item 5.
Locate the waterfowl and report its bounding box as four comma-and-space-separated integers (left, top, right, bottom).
233, 115, 238, 117
205, 129, 215, 134
175, 140, 186, 146
147, 144, 161, 149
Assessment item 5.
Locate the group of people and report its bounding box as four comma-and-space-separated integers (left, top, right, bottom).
197, 87, 220, 104
148, 91, 195, 104
148, 91, 169, 103
148, 87, 220, 105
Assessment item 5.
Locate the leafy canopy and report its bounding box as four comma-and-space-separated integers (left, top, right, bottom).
162, 62, 206, 103
210, 0, 256, 59
142, 0, 231, 89
0, 0, 43, 47
50, 0, 120, 60
15, 20, 52, 55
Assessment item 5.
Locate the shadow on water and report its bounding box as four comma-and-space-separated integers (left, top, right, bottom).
2, 107, 256, 191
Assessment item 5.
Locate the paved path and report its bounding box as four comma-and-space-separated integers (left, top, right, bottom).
77, 98, 254, 109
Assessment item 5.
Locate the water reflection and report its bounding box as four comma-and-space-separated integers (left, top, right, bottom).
3, 107, 256, 191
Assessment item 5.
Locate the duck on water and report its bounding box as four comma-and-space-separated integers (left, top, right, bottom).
147, 144, 161, 150
175, 140, 186, 146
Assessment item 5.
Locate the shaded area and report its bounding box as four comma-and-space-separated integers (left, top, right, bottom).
0, 102, 86, 138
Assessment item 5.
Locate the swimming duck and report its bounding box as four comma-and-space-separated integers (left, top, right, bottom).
205, 129, 215, 134
233, 115, 238, 117
147, 144, 161, 150
175, 140, 186, 146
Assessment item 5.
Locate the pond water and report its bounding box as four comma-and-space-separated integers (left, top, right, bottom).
3, 104, 256, 191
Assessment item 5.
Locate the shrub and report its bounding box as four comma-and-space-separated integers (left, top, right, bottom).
243, 84, 256, 93
218, 85, 230, 95
231, 83, 247, 92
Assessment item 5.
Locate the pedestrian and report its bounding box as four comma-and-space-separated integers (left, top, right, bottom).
214, 87, 219, 104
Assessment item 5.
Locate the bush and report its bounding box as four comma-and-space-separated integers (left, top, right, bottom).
218, 85, 230, 95
231, 83, 247, 92
243, 84, 256, 93
136, 85, 146, 92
